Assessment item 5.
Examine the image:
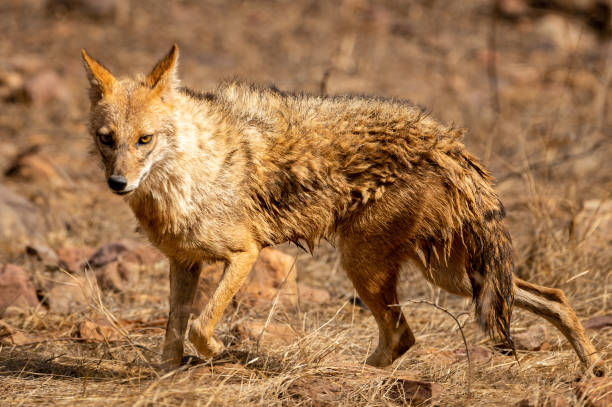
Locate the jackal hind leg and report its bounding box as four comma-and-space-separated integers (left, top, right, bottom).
514, 277, 604, 376
188, 245, 260, 359
161, 259, 202, 370
340, 237, 415, 367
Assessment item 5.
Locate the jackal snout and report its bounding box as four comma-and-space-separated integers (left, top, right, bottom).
101, 142, 158, 195
107, 174, 128, 192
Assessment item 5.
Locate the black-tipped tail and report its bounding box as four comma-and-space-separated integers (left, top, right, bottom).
464, 219, 515, 352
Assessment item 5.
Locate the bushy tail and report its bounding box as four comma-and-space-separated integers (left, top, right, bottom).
463, 213, 515, 351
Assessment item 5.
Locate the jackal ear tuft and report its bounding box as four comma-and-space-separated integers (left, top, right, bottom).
81, 49, 117, 104
146, 44, 180, 97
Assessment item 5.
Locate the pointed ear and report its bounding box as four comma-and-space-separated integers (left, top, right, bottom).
81, 49, 117, 104
145, 44, 179, 97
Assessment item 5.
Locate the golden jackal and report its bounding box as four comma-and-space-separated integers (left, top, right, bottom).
81, 44, 602, 374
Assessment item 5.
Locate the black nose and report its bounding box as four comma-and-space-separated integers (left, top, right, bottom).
107, 175, 128, 191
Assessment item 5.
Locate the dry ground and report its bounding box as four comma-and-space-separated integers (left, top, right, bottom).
0, 0, 611, 405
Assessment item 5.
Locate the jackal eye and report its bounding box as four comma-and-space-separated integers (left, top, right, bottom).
98, 132, 113, 146
138, 134, 153, 145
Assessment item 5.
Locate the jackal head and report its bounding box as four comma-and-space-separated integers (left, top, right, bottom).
81, 45, 180, 196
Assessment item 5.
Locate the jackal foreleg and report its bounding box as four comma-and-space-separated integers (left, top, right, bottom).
188, 245, 259, 358
161, 259, 202, 370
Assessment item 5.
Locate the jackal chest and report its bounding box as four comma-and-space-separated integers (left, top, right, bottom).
130, 195, 245, 263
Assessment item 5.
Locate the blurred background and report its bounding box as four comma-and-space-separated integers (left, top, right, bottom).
1, 0, 610, 284
0, 1, 611, 404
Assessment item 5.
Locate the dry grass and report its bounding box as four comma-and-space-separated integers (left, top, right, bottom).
1, 0, 611, 405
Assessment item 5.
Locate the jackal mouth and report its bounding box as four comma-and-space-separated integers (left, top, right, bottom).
113, 188, 135, 196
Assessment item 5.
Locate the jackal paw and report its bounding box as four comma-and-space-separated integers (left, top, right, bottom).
366, 348, 394, 367
159, 352, 182, 372
188, 323, 224, 358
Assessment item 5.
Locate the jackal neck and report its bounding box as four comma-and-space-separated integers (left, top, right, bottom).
126, 94, 239, 249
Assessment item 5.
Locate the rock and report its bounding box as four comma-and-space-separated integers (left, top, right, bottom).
576, 377, 612, 407
191, 263, 224, 315
45, 274, 90, 314
25, 244, 59, 269
0, 183, 47, 250
192, 248, 298, 315
23, 70, 70, 105
0, 264, 40, 316
454, 346, 493, 364
496, 0, 529, 18
0, 70, 27, 102
297, 283, 331, 304
237, 247, 298, 309
5, 147, 66, 187
10, 54, 45, 75
89, 240, 163, 268
57, 246, 95, 273
420, 347, 458, 365
232, 320, 299, 346
513, 324, 550, 351
96, 258, 140, 292
583, 315, 612, 330
0, 320, 15, 340
46, 0, 121, 21
287, 362, 441, 405
384, 376, 441, 405
78, 318, 123, 342
0, 320, 37, 345
287, 364, 439, 405
515, 395, 568, 407
287, 377, 345, 405
535, 15, 596, 53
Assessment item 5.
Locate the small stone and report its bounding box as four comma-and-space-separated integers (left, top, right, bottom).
536, 15, 597, 53
79, 318, 122, 342
287, 377, 344, 404
583, 315, 612, 330
236, 247, 298, 309
454, 346, 493, 364
57, 246, 95, 273
0, 183, 47, 251
89, 239, 162, 268
297, 283, 331, 304
47, 0, 119, 20
96, 258, 140, 292
45, 274, 90, 314
0, 264, 40, 316
0, 70, 26, 102
513, 324, 550, 351
420, 347, 457, 365
496, 0, 529, 18
191, 263, 224, 315
192, 248, 298, 315
232, 320, 299, 346
5, 149, 66, 187
384, 375, 441, 405
25, 244, 59, 268
0, 321, 37, 346
23, 70, 70, 105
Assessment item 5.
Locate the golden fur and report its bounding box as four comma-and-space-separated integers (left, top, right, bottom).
81, 45, 602, 374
